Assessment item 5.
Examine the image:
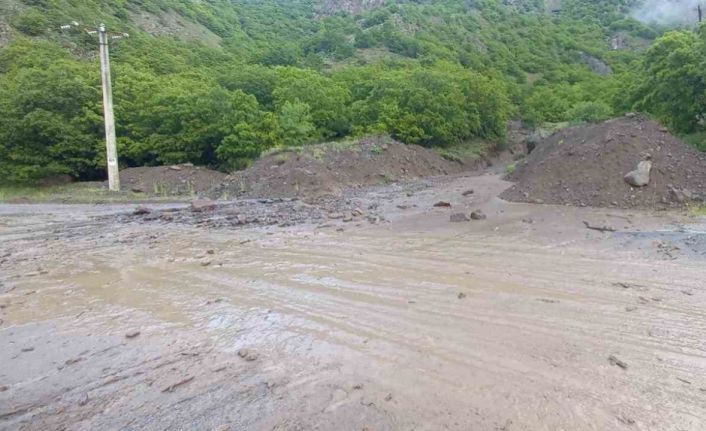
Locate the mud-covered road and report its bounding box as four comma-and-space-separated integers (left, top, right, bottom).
2, 174, 706, 430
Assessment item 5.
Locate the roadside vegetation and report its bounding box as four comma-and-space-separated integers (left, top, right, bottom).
0, 0, 704, 184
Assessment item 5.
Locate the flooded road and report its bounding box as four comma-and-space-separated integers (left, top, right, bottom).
2, 175, 706, 430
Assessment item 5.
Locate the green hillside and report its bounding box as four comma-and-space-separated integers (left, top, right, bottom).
0, 0, 703, 182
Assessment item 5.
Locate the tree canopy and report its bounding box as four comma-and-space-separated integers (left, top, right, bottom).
0, 0, 703, 182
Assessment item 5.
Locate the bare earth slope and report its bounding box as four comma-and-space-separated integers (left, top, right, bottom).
501, 115, 706, 209
118, 164, 228, 196
214, 137, 467, 200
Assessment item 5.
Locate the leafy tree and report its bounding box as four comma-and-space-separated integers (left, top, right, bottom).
273, 67, 351, 138
632, 31, 706, 133
277, 101, 317, 146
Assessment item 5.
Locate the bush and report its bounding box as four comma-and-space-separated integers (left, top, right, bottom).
566, 101, 613, 123
14, 9, 48, 36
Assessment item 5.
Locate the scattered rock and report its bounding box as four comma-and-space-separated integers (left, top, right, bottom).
608, 354, 628, 370
191, 198, 217, 212
433, 201, 452, 208
237, 348, 258, 362
450, 213, 470, 223
65, 357, 83, 366
537, 298, 558, 304
384, 393, 393, 402
625, 306, 637, 312
21, 347, 34, 352
470, 210, 486, 220
211, 364, 228, 372
200, 260, 212, 267
462, 190, 474, 196
522, 217, 534, 224
617, 415, 635, 426
457, 292, 467, 299
78, 393, 89, 406
624, 160, 652, 187
169, 165, 182, 171
583, 221, 616, 232
352, 384, 363, 390
133, 206, 153, 215
125, 331, 141, 339
328, 212, 345, 219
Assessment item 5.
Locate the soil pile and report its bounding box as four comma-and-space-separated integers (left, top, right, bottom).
501, 115, 706, 209
214, 137, 466, 200
118, 164, 228, 196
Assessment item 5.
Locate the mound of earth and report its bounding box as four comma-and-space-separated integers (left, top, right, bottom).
501, 115, 706, 209
118, 164, 228, 196
214, 137, 467, 200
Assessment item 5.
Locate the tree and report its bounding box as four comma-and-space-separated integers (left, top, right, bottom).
633, 31, 706, 133
0, 59, 102, 182
273, 67, 351, 139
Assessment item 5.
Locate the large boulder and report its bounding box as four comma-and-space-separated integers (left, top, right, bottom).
624, 161, 652, 187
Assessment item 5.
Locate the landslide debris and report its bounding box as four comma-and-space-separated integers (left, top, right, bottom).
501, 115, 706, 209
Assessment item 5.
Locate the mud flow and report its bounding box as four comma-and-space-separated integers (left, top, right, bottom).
1, 175, 706, 430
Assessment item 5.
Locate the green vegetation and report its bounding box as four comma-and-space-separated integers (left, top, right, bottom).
0, 0, 704, 184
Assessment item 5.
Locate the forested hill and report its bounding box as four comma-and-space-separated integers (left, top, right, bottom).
0, 0, 704, 182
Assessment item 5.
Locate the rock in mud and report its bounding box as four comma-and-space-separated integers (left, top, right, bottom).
450, 213, 470, 223
133, 206, 153, 215
237, 348, 259, 362
191, 198, 217, 212
608, 354, 628, 370
470, 210, 486, 220
624, 160, 652, 187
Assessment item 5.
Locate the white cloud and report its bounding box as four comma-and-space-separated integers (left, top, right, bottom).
632, 0, 703, 25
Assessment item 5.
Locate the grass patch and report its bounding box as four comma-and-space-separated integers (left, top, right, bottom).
0, 183, 177, 204
688, 204, 706, 217
436, 140, 490, 164
682, 132, 706, 152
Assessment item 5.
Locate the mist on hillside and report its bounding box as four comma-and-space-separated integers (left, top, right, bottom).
632, 0, 704, 25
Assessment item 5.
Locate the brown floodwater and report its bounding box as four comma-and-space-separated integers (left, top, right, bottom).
1, 175, 705, 430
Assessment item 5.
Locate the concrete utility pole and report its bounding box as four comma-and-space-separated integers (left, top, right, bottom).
698, 4, 703, 23
98, 24, 120, 191
60, 22, 128, 191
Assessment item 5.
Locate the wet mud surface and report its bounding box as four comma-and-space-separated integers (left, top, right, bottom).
2, 174, 706, 430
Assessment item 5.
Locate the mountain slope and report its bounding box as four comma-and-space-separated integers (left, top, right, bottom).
0, 0, 696, 183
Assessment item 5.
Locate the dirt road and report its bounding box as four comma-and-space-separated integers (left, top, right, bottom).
1, 174, 705, 430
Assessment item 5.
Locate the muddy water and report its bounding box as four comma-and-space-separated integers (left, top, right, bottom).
1, 176, 706, 430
